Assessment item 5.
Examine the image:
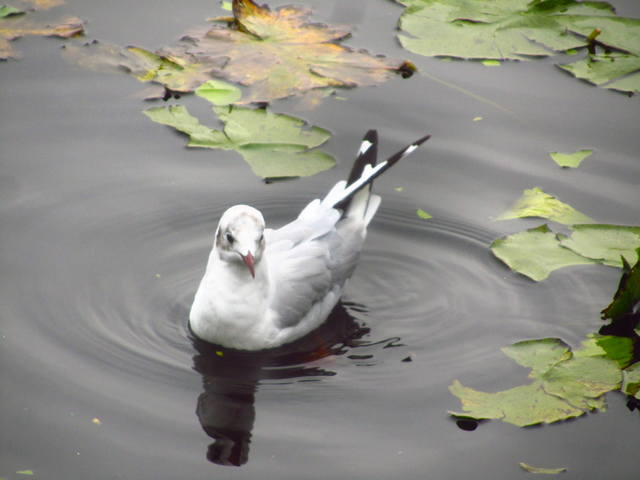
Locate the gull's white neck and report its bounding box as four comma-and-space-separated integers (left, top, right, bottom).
189, 247, 274, 349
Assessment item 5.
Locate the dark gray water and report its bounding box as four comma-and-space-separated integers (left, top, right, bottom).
1, 0, 639, 478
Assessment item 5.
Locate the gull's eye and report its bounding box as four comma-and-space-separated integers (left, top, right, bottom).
225, 232, 235, 244
259, 233, 264, 242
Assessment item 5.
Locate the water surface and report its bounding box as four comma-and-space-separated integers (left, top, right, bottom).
1, 0, 639, 479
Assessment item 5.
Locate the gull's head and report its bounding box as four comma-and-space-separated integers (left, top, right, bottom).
215, 205, 265, 279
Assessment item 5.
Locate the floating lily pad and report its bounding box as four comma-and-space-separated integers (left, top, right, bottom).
491, 225, 597, 281
0, 9, 83, 59
497, 188, 593, 225
519, 462, 567, 475
195, 79, 242, 106
65, 0, 413, 103
560, 225, 640, 267
396, 0, 611, 61
550, 149, 593, 168
395, 0, 640, 93
558, 16, 640, 94
450, 337, 621, 427
143, 104, 335, 179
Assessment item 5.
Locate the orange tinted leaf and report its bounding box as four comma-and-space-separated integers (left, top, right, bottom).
64, 0, 412, 103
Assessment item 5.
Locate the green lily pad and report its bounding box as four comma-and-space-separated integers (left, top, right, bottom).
143, 104, 335, 179
519, 462, 567, 474
559, 53, 640, 94
496, 188, 594, 225
396, 0, 640, 93
396, 0, 613, 61
549, 149, 593, 168
560, 225, 640, 267
195, 79, 242, 106
491, 224, 597, 281
450, 337, 621, 427
559, 15, 640, 94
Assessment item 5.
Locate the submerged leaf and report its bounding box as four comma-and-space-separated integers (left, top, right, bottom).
0, 11, 83, 59
497, 188, 593, 225
143, 104, 335, 178
560, 225, 640, 267
519, 462, 567, 474
450, 338, 621, 427
491, 224, 597, 281
549, 149, 593, 168
65, 0, 412, 103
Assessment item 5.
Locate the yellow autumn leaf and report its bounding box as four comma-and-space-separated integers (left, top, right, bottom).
63, 0, 414, 103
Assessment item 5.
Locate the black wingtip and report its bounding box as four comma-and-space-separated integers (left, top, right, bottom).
387, 133, 431, 166
346, 129, 379, 186
415, 133, 432, 146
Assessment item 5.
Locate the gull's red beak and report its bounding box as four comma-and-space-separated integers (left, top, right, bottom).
241, 252, 255, 278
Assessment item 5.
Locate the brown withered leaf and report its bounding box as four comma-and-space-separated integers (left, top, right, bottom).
0, 12, 84, 59
64, 0, 413, 103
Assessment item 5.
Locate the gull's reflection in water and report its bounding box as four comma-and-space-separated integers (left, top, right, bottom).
190, 302, 370, 466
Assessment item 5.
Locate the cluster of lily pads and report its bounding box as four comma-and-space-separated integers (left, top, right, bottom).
451, 250, 640, 427
396, 0, 640, 95
492, 187, 640, 281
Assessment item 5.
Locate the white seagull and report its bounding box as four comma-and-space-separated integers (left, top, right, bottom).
189, 130, 431, 350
